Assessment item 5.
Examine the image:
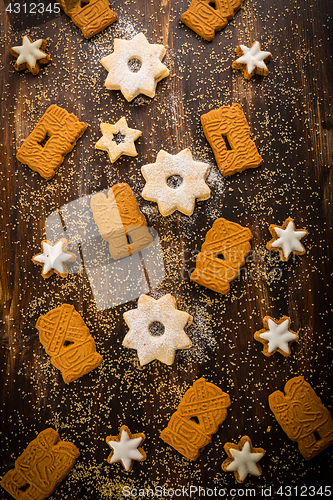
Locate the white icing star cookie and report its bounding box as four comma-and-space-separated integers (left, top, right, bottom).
232, 41, 272, 79
123, 294, 193, 366
267, 217, 308, 261
100, 33, 169, 102
95, 117, 142, 163
222, 436, 265, 483
32, 238, 76, 278
254, 316, 298, 357
106, 425, 146, 472
141, 149, 210, 216
10, 36, 50, 75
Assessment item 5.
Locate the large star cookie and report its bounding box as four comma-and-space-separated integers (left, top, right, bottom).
11, 36, 50, 75
100, 33, 169, 102
123, 294, 193, 366
32, 239, 76, 278
254, 316, 298, 357
106, 425, 146, 472
222, 436, 265, 483
141, 149, 210, 216
267, 217, 308, 261
95, 117, 141, 163
232, 41, 272, 79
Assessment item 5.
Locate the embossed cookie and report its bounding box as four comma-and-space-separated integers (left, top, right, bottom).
141, 149, 210, 216
11, 35, 50, 75
190, 218, 252, 294
16, 104, 87, 180
106, 425, 146, 472
267, 217, 308, 261
268, 376, 333, 460
95, 117, 141, 163
36, 304, 103, 383
32, 238, 76, 279
201, 103, 262, 176
254, 316, 298, 357
123, 294, 193, 366
59, 0, 117, 39
181, 0, 243, 41
101, 33, 169, 101
222, 436, 265, 483
161, 378, 231, 460
0, 428, 79, 500
232, 41, 272, 79
90, 183, 153, 260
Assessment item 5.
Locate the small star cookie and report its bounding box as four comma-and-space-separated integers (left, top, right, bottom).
141, 149, 210, 216
106, 425, 146, 471
11, 36, 50, 75
95, 117, 142, 163
222, 436, 265, 483
254, 316, 298, 357
32, 238, 76, 278
100, 33, 169, 101
123, 294, 193, 366
232, 41, 272, 79
267, 217, 308, 261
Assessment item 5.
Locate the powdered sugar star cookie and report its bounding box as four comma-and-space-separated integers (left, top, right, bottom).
100, 33, 169, 102
123, 294, 193, 366
222, 436, 265, 483
11, 36, 50, 75
106, 425, 146, 472
95, 117, 141, 163
267, 217, 308, 261
232, 41, 272, 79
254, 316, 298, 357
32, 238, 76, 278
141, 149, 210, 216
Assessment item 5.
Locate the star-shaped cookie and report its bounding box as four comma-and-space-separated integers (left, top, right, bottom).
232, 41, 272, 79
254, 316, 298, 357
100, 33, 169, 102
267, 217, 308, 261
222, 436, 265, 483
10, 36, 50, 75
141, 149, 210, 216
106, 425, 146, 472
123, 294, 193, 366
95, 117, 142, 163
32, 239, 76, 278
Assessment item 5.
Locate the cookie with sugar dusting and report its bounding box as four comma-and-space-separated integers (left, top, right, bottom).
100, 33, 169, 102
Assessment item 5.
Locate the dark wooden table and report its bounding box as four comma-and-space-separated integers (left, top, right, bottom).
1, 0, 332, 498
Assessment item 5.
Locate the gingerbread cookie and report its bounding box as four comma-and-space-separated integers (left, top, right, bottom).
95, 117, 141, 163
106, 425, 146, 472
267, 217, 308, 261
59, 0, 117, 39
161, 378, 231, 460
181, 0, 243, 41
254, 316, 298, 357
268, 376, 333, 460
16, 104, 87, 180
10, 36, 50, 75
36, 304, 103, 383
201, 103, 262, 176
101, 33, 169, 102
32, 238, 76, 279
141, 149, 210, 216
0, 428, 79, 500
123, 294, 193, 366
90, 183, 153, 260
190, 218, 252, 294
232, 42, 272, 79
222, 436, 265, 483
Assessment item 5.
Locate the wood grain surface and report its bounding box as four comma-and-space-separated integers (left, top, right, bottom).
1, 0, 333, 498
